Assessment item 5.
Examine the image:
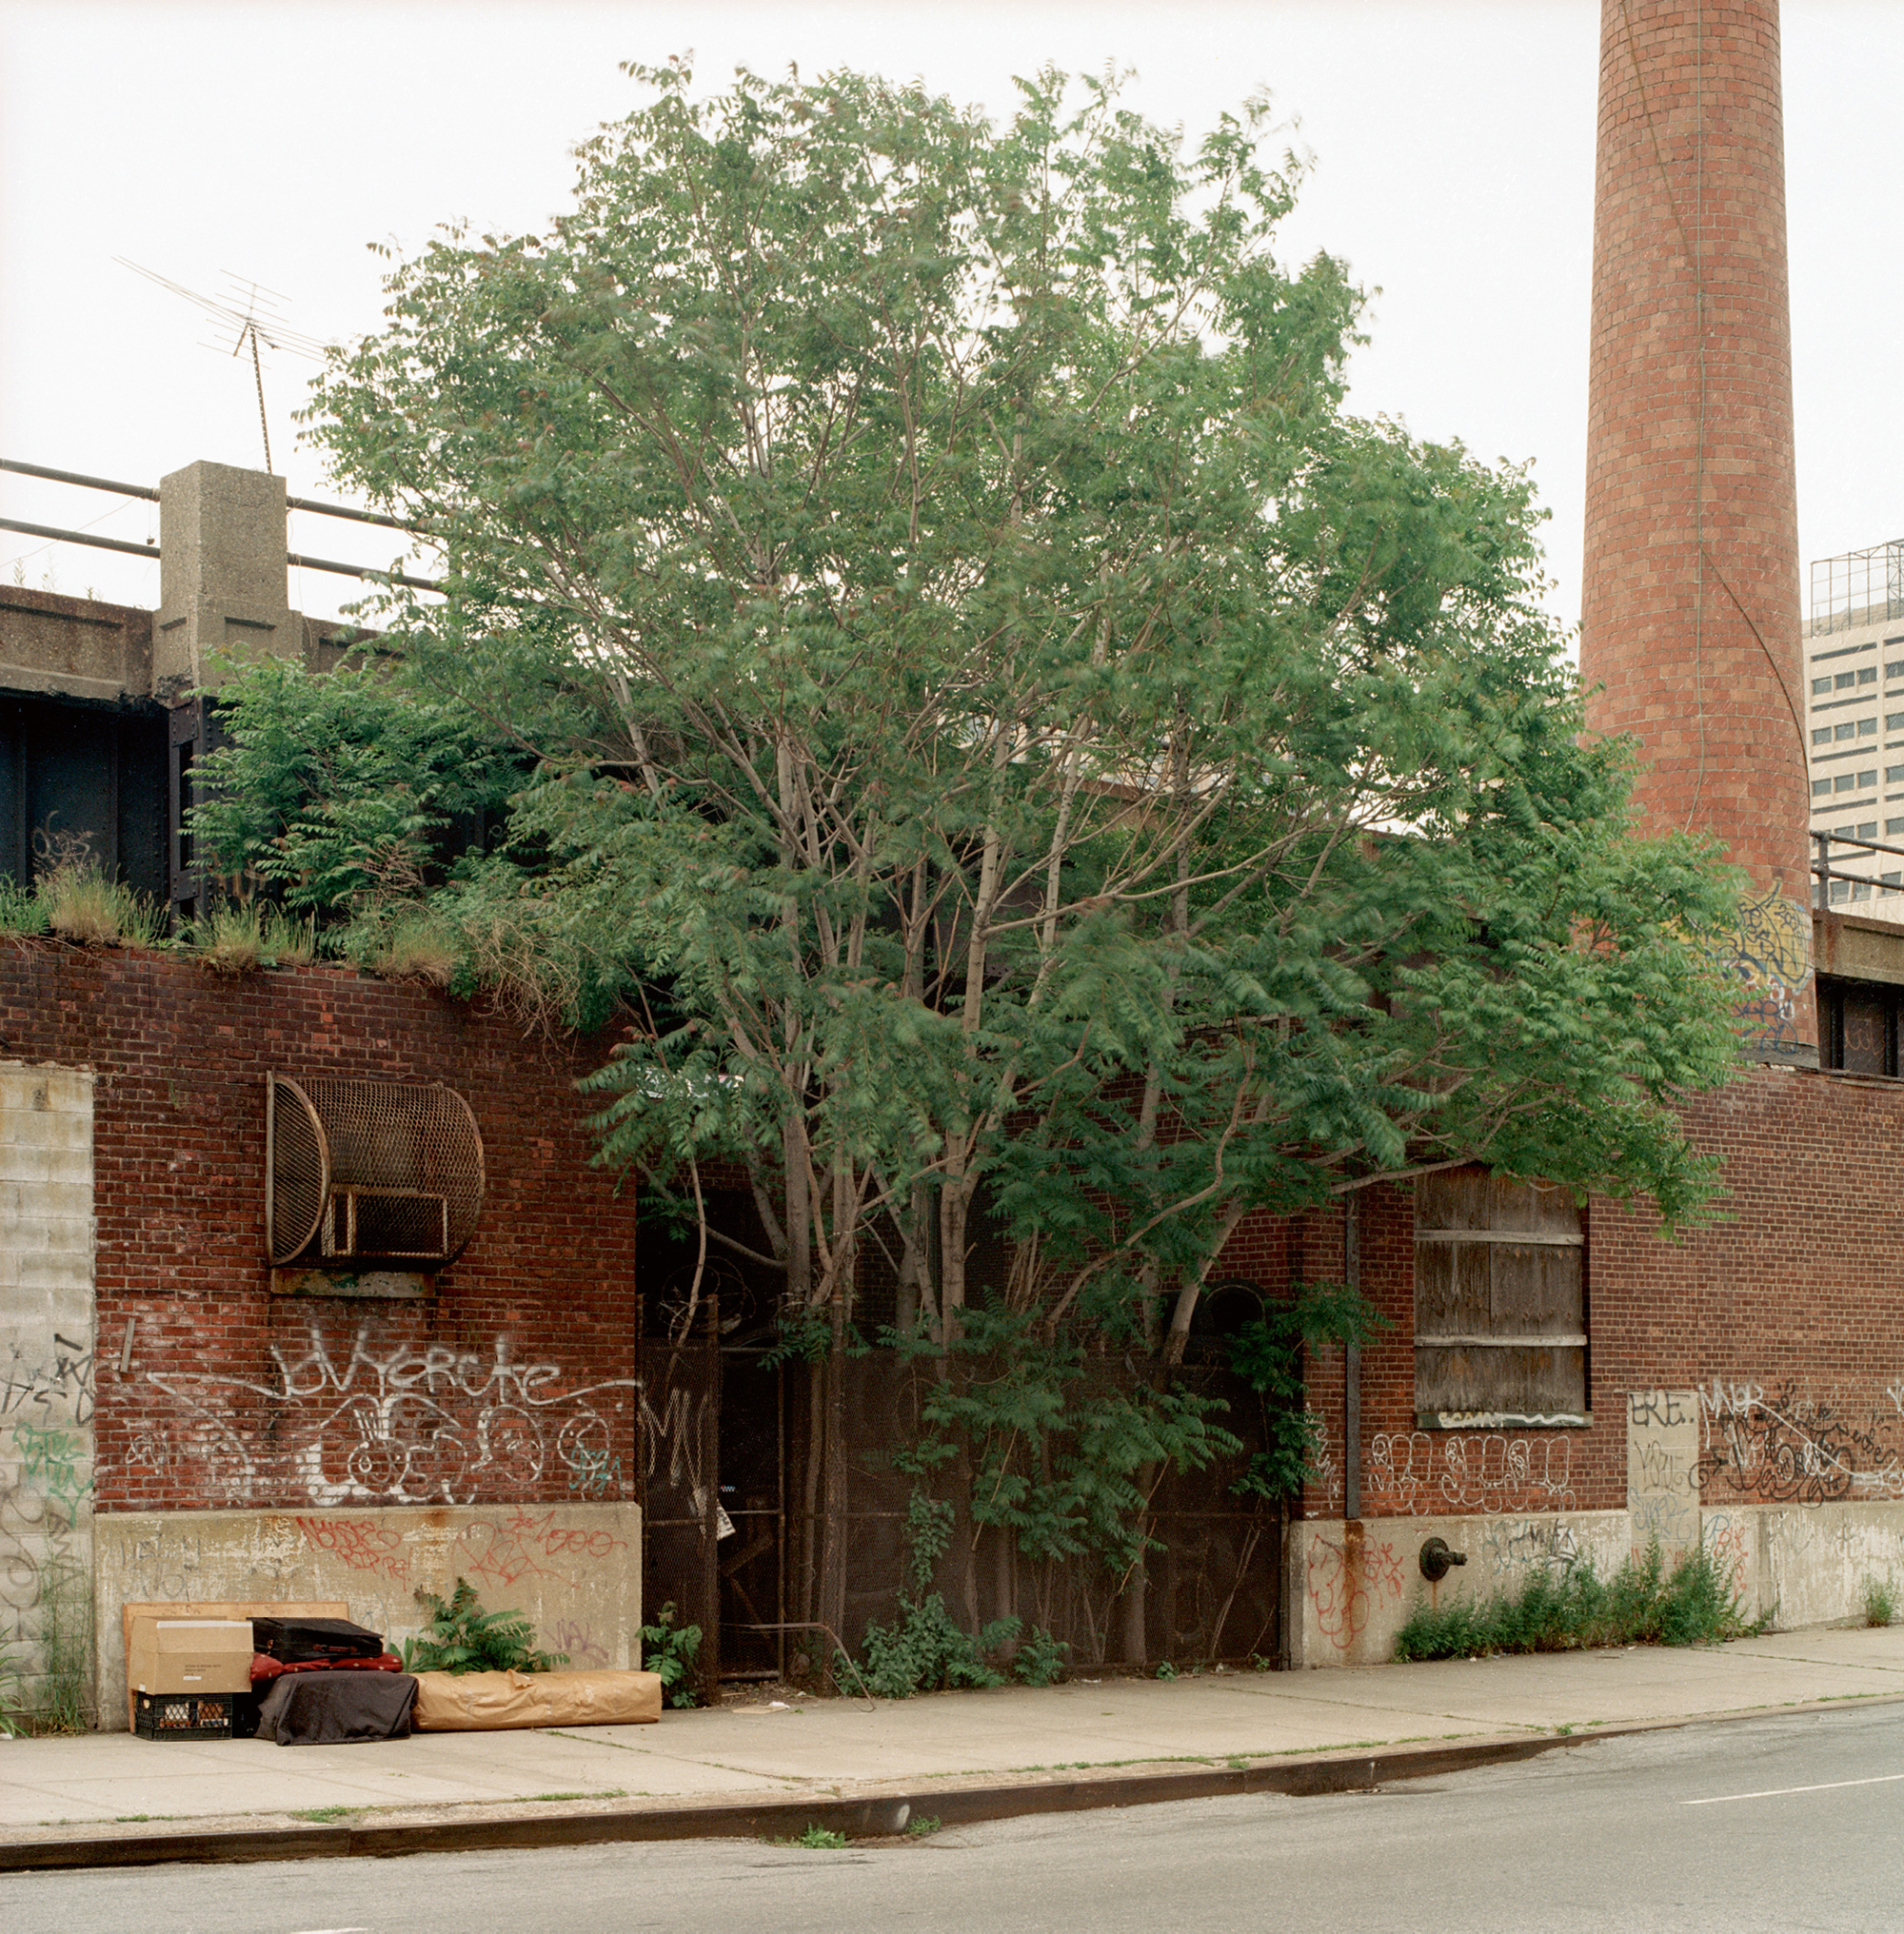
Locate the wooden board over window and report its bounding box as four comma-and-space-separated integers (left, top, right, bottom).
1414, 1168, 1586, 1426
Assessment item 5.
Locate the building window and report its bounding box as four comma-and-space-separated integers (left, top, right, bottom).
1836, 722, 1857, 740
1861, 719, 1880, 736
1860, 771, 1879, 790
1837, 671, 1858, 689
1819, 977, 1902, 1077
1885, 871, 1902, 888
1835, 773, 1857, 792
1861, 666, 1880, 684
1815, 780, 1835, 797
1831, 879, 1852, 902
1814, 677, 1834, 695
1814, 727, 1833, 745
1889, 715, 1904, 734
1859, 820, 1879, 839
1889, 661, 1904, 681
1414, 1170, 1586, 1425
1889, 768, 1904, 786
1889, 818, 1904, 836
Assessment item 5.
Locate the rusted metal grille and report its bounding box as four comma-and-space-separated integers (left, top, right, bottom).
266, 1074, 485, 1267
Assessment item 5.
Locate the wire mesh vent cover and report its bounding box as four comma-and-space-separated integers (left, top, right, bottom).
267, 1074, 485, 1268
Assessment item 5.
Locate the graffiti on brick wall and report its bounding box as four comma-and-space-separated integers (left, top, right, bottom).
1708, 887, 1813, 1059
1364, 1431, 1576, 1515
1696, 1377, 1904, 1505
1306, 1532, 1403, 1650
136, 1321, 635, 1509
1304, 1406, 1340, 1515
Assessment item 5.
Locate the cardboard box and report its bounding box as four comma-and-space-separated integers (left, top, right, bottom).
127, 1618, 254, 1697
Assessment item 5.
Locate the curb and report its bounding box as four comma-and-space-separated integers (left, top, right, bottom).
0, 1730, 1583, 1872
4, 1689, 1898, 1873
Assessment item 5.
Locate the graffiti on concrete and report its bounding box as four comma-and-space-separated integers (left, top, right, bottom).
1701, 1511, 1752, 1602
1305, 1532, 1403, 1650
290, 1505, 627, 1594
137, 1320, 635, 1509
1365, 1431, 1577, 1516
1478, 1514, 1582, 1575
0, 1333, 94, 1426
1628, 1389, 1700, 1560
545, 1617, 611, 1668
0, 1419, 90, 1671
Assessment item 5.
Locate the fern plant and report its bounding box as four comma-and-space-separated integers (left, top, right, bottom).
402, 1578, 567, 1674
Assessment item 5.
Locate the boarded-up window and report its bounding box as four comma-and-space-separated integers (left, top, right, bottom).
1414, 1169, 1585, 1423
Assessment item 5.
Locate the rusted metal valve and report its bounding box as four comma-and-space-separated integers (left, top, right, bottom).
1418, 1536, 1468, 1582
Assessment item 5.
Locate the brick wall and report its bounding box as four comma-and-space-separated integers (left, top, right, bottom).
0, 937, 640, 1522
1253, 1066, 1904, 1527
1579, 0, 1813, 1055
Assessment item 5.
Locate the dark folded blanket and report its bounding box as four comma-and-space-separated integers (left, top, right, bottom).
255, 1668, 419, 1746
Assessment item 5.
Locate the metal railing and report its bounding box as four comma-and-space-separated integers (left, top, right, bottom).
0, 456, 444, 593
1810, 537, 1904, 637
1813, 827, 1904, 909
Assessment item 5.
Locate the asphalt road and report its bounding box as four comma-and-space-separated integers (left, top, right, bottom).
6, 1706, 1902, 1934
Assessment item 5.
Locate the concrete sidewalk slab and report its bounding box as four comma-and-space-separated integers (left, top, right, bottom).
6, 1624, 1904, 1869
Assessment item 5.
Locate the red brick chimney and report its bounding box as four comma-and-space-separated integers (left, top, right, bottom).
1580, 0, 1815, 1064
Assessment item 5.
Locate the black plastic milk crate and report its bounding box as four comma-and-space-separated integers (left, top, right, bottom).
134, 1690, 236, 1740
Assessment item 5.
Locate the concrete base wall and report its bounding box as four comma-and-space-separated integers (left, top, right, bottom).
0, 1063, 95, 1726
92, 1501, 642, 1729
1290, 1502, 1904, 1668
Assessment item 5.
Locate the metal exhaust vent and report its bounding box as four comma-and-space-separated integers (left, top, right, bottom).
267, 1074, 485, 1269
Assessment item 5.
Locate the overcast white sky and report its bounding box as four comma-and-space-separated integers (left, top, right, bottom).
2, 1, 1898, 631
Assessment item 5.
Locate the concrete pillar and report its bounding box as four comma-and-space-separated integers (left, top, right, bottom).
153, 461, 297, 701
1580, 0, 1815, 1064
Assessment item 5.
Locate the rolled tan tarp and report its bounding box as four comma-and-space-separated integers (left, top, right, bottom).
412, 1668, 664, 1730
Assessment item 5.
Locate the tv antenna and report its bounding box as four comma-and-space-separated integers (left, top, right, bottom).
118, 259, 327, 474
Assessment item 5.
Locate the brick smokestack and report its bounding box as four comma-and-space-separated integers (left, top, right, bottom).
1581, 0, 1815, 1064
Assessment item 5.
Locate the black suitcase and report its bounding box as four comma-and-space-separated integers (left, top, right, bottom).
250, 1615, 387, 1664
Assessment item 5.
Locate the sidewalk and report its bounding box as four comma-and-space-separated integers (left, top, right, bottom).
7, 1625, 1904, 1870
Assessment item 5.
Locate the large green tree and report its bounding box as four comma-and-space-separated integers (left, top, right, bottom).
200, 62, 1740, 1633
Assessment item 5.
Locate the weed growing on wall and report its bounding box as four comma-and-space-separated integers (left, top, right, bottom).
0, 876, 49, 936
34, 1560, 93, 1734
185, 901, 320, 975
1226, 1282, 1387, 1503
0, 1638, 26, 1738
637, 1602, 704, 1708
1391, 1543, 1769, 1662
1862, 1575, 1896, 1628
32, 830, 168, 949
402, 1578, 568, 1674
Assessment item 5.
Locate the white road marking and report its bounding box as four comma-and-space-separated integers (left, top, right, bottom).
1684, 1772, 1904, 1806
